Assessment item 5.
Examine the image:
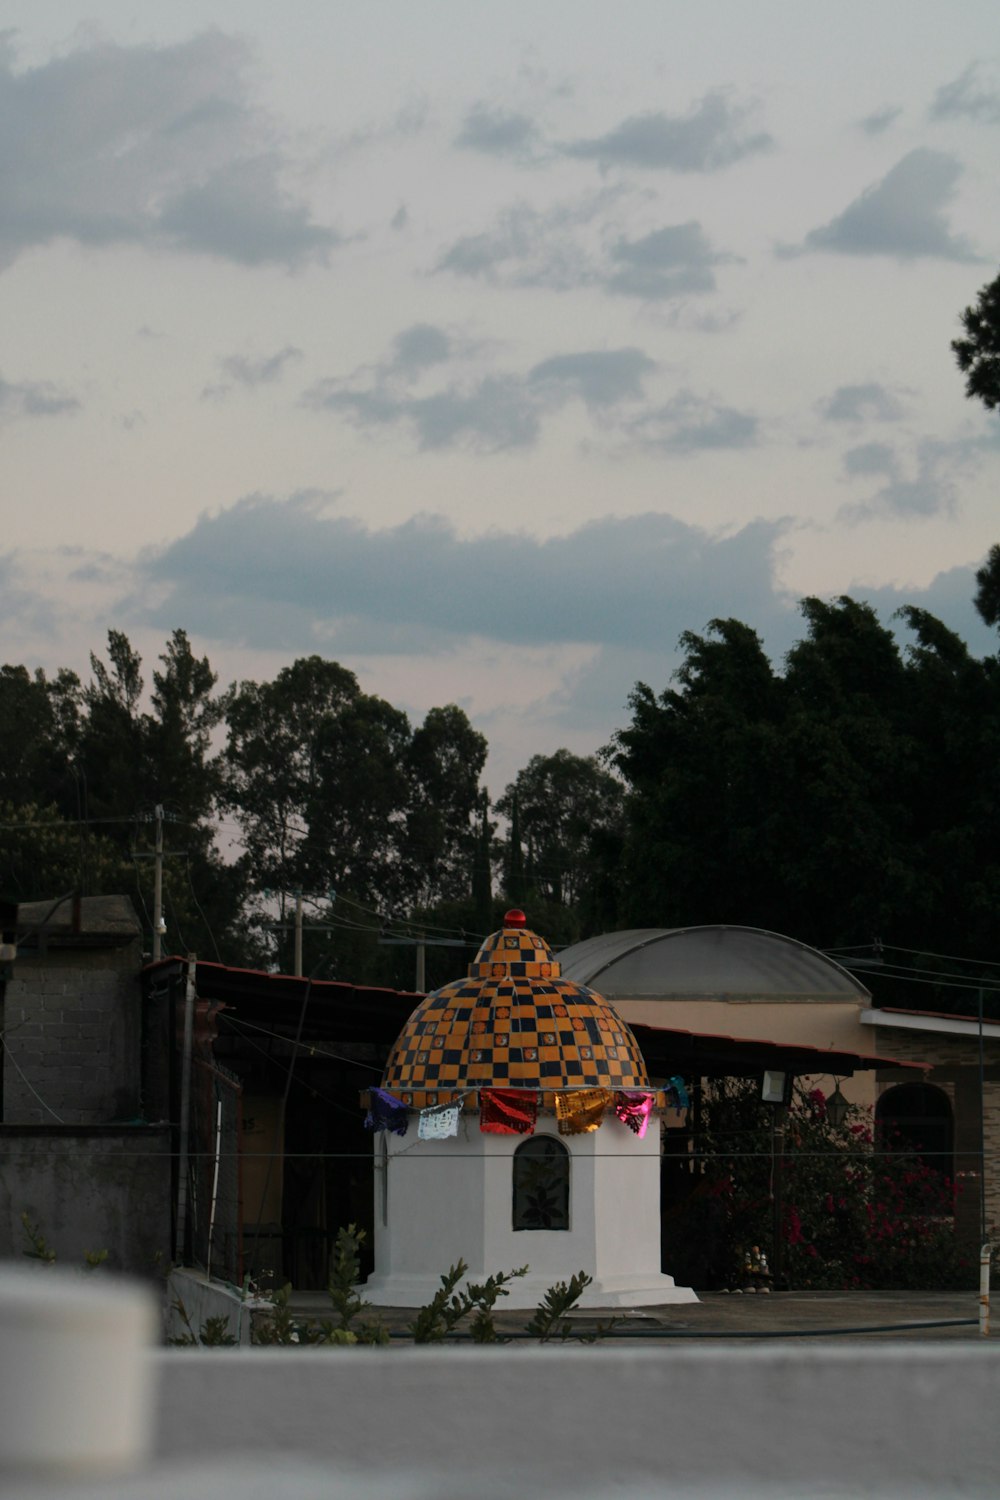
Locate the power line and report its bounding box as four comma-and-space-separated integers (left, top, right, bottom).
828, 941, 1000, 974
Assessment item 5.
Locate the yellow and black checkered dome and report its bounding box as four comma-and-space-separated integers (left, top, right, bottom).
382, 910, 650, 1097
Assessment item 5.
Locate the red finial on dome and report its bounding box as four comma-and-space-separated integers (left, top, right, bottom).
504, 908, 527, 928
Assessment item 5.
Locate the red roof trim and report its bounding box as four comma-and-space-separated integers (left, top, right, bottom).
631, 1019, 927, 1071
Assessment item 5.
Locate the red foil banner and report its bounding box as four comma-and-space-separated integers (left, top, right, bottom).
479, 1087, 538, 1135
555, 1087, 613, 1135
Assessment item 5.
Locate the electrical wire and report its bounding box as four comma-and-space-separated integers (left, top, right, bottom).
163, 887, 189, 957
0, 1033, 64, 1123
184, 856, 223, 964
827, 941, 1000, 973
837, 965, 1000, 1000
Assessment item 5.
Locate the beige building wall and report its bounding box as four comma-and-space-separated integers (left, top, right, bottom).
618, 993, 1000, 1239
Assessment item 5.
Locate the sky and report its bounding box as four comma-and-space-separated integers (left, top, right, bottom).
2, 0, 1000, 793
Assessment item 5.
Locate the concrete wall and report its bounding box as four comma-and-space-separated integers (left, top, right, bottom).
3, 945, 142, 1126
0, 1125, 171, 1274
164, 1268, 273, 1346
146, 1341, 1000, 1495
365, 1112, 694, 1308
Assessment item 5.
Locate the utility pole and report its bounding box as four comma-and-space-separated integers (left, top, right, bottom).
174, 953, 197, 1264
152, 804, 164, 962
294, 891, 303, 978
378, 932, 467, 991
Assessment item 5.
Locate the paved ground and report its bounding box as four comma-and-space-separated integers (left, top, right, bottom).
287, 1288, 995, 1341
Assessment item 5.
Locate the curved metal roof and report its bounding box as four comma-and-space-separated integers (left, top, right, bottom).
558, 925, 869, 1002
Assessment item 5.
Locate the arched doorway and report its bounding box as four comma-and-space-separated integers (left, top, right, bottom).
876, 1083, 953, 1180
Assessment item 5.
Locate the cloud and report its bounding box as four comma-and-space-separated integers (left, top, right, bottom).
7, 522, 998, 752
842, 441, 896, 477
0, 373, 80, 419
135, 494, 792, 658
305, 373, 541, 452
527, 349, 656, 407
434, 195, 607, 290
156, 156, 336, 266
788, 149, 977, 261
128, 495, 999, 730
628, 390, 758, 452
847, 564, 998, 661
302, 329, 655, 450
563, 90, 773, 172
605, 222, 736, 299
931, 63, 1000, 124
820, 383, 905, 422
436, 193, 734, 301
0, 32, 338, 271
838, 439, 960, 521
210, 346, 302, 394
455, 103, 541, 159
389, 324, 453, 375
858, 105, 902, 135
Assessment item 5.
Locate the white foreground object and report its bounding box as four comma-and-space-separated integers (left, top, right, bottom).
0, 1264, 157, 1477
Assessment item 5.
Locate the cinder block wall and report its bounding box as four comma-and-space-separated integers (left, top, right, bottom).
3, 944, 141, 1126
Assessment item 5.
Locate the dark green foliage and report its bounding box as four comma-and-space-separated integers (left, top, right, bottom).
495, 750, 624, 915
223, 659, 488, 976
1, 630, 243, 958
6, 565, 1000, 1004
523, 1271, 594, 1339
465, 1266, 528, 1343
974, 544, 1000, 629
953, 266, 1000, 410
471, 789, 494, 935
408, 1261, 471, 1342
20, 1211, 57, 1264
168, 1302, 239, 1347
403, 705, 488, 907
608, 597, 1000, 987
325, 1224, 389, 1345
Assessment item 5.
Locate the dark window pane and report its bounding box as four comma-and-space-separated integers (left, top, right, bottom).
512, 1135, 570, 1231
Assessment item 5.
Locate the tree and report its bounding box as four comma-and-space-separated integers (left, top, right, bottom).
148, 629, 228, 815
608, 619, 786, 930
470, 790, 494, 935
953, 266, 1000, 410
973, 544, 1000, 629
77, 630, 147, 823
608, 586, 1000, 983
777, 597, 918, 946
495, 749, 624, 913
0, 801, 137, 903
0, 632, 243, 954
0, 664, 80, 813
402, 705, 488, 907
224, 657, 373, 927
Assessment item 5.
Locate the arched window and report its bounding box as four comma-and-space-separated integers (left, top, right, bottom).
876, 1083, 953, 1180
512, 1135, 570, 1230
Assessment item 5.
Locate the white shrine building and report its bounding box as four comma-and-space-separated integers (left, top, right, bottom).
362, 910, 696, 1309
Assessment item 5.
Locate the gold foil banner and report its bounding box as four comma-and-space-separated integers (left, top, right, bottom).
554, 1087, 612, 1135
